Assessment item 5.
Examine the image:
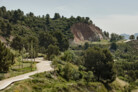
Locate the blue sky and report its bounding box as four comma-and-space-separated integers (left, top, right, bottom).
0, 0, 138, 34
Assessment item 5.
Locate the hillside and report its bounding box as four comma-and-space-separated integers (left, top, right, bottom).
71, 23, 105, 43
1, 6, 138, 92
0, 6, 107, 45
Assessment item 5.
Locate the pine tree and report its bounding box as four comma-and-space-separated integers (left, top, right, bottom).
0, 41, 14, 72
84, 47, 116, 83
129, 35, 135, 40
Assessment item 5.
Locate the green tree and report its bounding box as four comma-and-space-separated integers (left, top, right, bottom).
0, 6, 6, 17
47, 45, 60, 60
84, 71, 94, 82
110, 42, 117, 51
129, 35, 135, 40
13, 9, 24, 23
124, 47, 128, 53
61, 50, 82, 65
46, 14, 50, 26
39, 32, 57, 50
137, 36, 138, 40
53, 13, 60, 20
84, 47, 116, 83
61, 63, 80, 81
53, 31, 69, 51
11, 36, 23, 51
84, 42, 89, 50
27, 36, 39, 54
110, 33, 124, 42
104, 31, 109, 38
0, 41, 14, 72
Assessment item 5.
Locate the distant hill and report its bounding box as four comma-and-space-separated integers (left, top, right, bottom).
121, 33, 138, 40
121, 34, 130, 40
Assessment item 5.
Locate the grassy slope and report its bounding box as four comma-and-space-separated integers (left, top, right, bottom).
2, 72, 107, 92
1, 40, 138, 92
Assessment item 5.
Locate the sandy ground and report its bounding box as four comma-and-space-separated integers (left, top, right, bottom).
0, 58, 53, 90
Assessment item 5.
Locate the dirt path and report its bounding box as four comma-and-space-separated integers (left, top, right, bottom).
124, 40, 130, 43
0, 58, 53, 90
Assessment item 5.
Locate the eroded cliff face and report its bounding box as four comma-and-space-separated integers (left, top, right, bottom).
71, 23, 105, 43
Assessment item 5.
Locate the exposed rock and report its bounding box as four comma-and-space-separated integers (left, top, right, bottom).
71, 23, 105, 43
0, 36, 7, 43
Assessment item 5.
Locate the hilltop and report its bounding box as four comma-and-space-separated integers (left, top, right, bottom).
0, 6, 107, 45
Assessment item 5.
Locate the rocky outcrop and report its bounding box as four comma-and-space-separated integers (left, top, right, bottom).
71, 23, 105, 43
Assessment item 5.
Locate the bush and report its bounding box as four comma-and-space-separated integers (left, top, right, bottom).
84, 47, 116, 83
0, 41, 15, 72
58, 63, 81, 81
61, 50, 82, 65
79, 65, 86, 71
110, 42, 117, 51
46, 44, 60, 60
85, 71, 94, 82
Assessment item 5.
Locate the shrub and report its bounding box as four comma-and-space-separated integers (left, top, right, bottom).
84, 71, 94, 82
84, 47, 116, 83
46, 44, 60, 60
61, 50, 82, 65
58, 63, 81, 81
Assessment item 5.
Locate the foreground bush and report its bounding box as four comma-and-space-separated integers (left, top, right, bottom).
84, 47, 116, 83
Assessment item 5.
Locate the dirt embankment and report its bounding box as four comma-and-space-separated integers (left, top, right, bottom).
71, 23, 105, 43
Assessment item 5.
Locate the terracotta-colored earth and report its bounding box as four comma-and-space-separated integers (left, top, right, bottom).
71, 23, 105, 43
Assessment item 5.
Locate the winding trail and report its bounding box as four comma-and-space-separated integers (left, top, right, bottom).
0, 58, 53, 90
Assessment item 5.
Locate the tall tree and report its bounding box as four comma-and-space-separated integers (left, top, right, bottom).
53, 31, 69, 51
129, 35, 135, 40
110, 33, 124, 42
84, 47, 116, 83
0, 41, 14, 72
47, 44, 59, 60
10, 36, 23, 51
46, 14, 50, 25
39, 32, 57, 49
53, 13, 60, 20
110, 42, 117, 51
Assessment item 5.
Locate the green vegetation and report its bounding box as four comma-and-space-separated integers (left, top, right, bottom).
84, 47, 116, 84
110, 42, 117, 51
0, 6, 138, 92
110, 33, 124, 42
103, 31, 109, 38
46, 45, 60, 60
3, 72, 107, 92
129, 35, 135, 40
0, 41, 14, 72
0, 59, 36, 80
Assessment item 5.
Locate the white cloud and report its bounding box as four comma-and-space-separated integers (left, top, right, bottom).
93, 14, 138, 34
